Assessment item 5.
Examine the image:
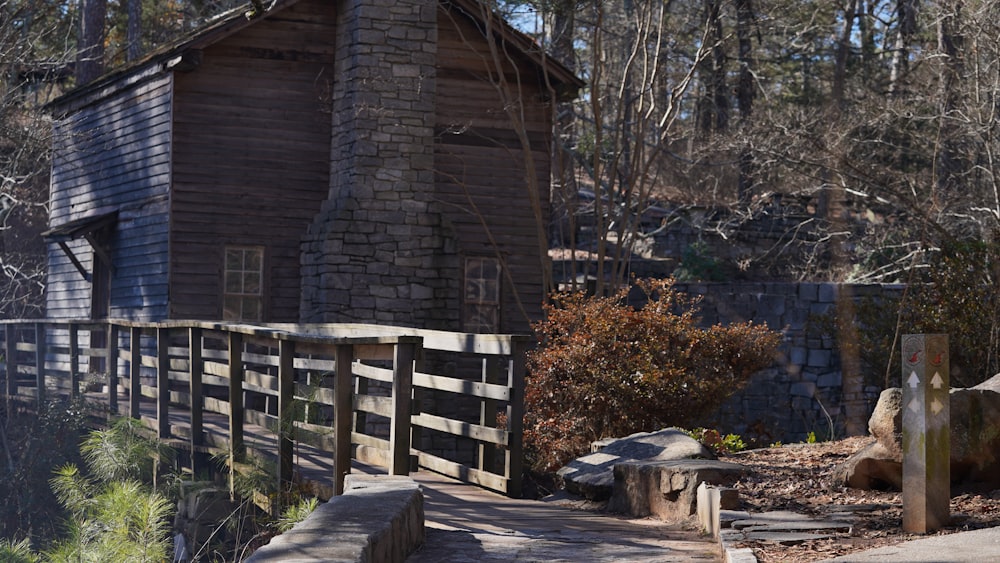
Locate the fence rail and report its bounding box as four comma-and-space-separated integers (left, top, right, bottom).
0, 319, 527, 501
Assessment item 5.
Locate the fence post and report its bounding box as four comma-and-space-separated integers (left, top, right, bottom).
390, 340, 415, 476
5, 324, 16, 403
409, 347, 425, 472
107, 323, 119, 415
69, 324, 80, 399
276, 338, 295, 507
189, 328, 204, 468
34, 323, 46, 406
228, 331, 245, 480
156, 327, 170, 438
504, 337, 528, 498
129, 327, 141, 418
334, 343, 354, 495
478, 356, 501, 476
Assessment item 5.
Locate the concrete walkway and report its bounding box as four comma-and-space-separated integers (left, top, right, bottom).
406, 471, 720, 562
820, 526, 1000, 562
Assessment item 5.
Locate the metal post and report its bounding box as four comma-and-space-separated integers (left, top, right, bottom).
902, 333, 950, 533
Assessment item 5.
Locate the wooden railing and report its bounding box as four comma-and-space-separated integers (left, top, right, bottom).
0, 320, 528, 499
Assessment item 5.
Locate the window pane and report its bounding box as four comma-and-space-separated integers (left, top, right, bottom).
223, 246, 264, 322
244, 272, 261, 294
225, 249, 242, 270
463, 256, 500, 333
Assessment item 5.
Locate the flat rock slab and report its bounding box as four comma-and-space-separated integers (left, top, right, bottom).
557, 428, 715, 500
732, 511, 853, 533
742, 531, 835, 544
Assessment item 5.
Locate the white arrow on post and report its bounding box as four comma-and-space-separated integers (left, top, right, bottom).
908, 371, 920, 388
931, 372, 945, 389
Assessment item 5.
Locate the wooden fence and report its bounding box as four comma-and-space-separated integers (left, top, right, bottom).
0, 320, 528, 500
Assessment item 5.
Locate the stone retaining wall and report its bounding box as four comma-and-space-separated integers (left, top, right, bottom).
248, 475, 424, 562
670, 282, 903, 444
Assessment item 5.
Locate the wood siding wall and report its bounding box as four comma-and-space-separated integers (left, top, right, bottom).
434, 6, 554, 333
47, 74, 174, 320
169, 0, 336, 321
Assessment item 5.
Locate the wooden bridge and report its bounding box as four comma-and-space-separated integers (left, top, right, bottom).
0, 319, 528, 505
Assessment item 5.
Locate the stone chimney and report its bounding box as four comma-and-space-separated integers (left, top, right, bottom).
300, 0, 459, 328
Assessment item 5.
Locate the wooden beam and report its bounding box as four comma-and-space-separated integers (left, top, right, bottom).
156, 327, 170, 438
34, 323, 46, 406
504, 339, 528, 498
129, 327, 141, 418
189, 328, 204, 448
276, 338, 295, 504
69, 324, 80, 399
107, 324, 119, 415
227, 330, 245, 500
390, 342, 414, 476
333, 344, 353, 496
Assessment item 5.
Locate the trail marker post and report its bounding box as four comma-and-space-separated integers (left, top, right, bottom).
901, 333, 950, 533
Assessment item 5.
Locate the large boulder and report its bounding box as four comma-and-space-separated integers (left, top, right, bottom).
557, 428, 715, 500
867, 388, 903, 458
831, 440, 902, 491
835, 373, 1000, 490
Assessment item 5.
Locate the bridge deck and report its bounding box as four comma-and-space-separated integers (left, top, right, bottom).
123, 396, 718, 562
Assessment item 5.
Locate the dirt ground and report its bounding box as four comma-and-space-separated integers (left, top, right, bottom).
724, 436, 1000, 562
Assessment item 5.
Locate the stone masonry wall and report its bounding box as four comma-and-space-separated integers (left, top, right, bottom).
671, 282, 904, 444
300, 0, 460, 329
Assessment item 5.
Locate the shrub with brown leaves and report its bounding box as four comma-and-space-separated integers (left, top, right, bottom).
524, 278, 781, 471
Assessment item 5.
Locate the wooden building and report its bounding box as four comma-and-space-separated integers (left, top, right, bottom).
44, 0, 580, 333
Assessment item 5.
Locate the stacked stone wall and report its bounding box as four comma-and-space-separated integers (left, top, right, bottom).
300, 0, 460, 331
668, 282, 904, 444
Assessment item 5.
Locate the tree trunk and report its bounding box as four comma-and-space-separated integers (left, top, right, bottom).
698, 0, 728, 132
888, 0, 918, 97
735, 0, 755, 202
935, 1, 964, 201
831, 0, 857, 108
127, 0, 142, 61
76, 0, 107, 85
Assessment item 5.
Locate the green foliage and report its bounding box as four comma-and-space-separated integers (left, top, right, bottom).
687, 428, 747, 454
0, 538, 39, 563
45, 422, 175, 563
80, 417, 174, 485
831, 240, 1000, 389
277, 497, 319, 533
46, 478, 173, 563
806, 431, 818, 444
674, 241, 726, 282
524, 278, 781, 471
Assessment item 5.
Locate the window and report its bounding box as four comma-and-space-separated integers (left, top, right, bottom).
463, 256, 501, 333
224, 246, 264, 322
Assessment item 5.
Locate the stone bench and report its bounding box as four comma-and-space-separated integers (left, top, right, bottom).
247, 475, 424, 562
